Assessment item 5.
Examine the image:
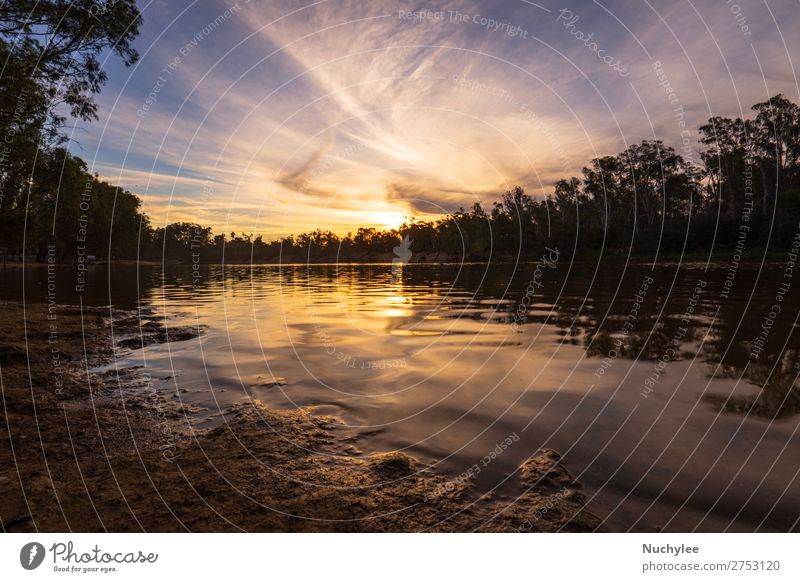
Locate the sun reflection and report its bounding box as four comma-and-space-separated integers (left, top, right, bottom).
377, 288, 408, 318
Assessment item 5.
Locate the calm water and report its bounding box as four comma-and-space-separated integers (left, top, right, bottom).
7, 260, 800, 532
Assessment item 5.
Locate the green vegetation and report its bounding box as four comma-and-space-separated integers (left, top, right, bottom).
2, 3, 800, 264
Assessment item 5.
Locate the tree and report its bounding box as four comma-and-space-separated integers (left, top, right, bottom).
750, 94, 800, 212
0, 0, 141, 133
699, 116, 752, 216
0, 1, 142, 256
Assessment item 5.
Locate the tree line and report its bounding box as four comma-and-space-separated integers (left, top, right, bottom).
3, 3, 800, 264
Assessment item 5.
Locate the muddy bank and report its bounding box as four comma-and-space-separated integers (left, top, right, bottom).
0, 302, 601, 532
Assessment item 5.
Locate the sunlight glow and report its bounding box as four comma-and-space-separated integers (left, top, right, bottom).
371, 211, 408, 231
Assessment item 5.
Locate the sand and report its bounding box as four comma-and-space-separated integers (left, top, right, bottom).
0, 302, 601, 532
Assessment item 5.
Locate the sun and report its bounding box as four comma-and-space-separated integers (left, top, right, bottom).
372, 211, 407, 230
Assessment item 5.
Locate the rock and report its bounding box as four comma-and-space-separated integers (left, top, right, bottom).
253, 376, 287, 388
368, 451, 415, 478
519, 449, 579, 491
117, 324, 205, 350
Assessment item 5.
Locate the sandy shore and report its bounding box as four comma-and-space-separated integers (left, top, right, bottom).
0, 302, 601, 532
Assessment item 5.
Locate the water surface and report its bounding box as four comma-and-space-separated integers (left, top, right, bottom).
8, 260, 800, 532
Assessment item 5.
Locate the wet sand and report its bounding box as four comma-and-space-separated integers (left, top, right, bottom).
0, 303, 600, 532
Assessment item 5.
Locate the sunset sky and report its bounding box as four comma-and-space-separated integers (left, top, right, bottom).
74, 0, 800, 239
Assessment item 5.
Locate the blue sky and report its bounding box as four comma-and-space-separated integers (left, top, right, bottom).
73, 0, 800, 238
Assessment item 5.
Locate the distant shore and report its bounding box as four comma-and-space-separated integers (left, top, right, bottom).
0, 301, 601, 532
2, 248, 791, 268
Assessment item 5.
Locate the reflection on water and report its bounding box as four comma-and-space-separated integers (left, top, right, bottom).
7, 260, 800, 531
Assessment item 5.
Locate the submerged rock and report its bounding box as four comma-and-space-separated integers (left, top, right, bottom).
513, 449, 601, 533
116, 324, 205, 350
253, 376, 287, 388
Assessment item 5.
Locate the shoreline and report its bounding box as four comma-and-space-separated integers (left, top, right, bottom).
0, 302, 601, 532
3, 250, 791, 268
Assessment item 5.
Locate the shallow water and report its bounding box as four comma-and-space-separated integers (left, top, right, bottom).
7, 260, 800, 532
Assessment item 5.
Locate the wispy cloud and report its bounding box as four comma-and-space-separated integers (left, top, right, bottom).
76, 0, 800, 237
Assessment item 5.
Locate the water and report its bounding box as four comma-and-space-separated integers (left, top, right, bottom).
6, 260, 800, 532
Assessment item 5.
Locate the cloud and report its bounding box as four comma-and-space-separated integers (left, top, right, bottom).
275, 129, 336, 193
73, 0, 800, 238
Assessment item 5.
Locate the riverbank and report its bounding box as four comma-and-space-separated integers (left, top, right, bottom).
0, 302, 601, 532
3, 247, 792, 268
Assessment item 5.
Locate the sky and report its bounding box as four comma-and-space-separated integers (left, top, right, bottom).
73, 0, 800, 239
